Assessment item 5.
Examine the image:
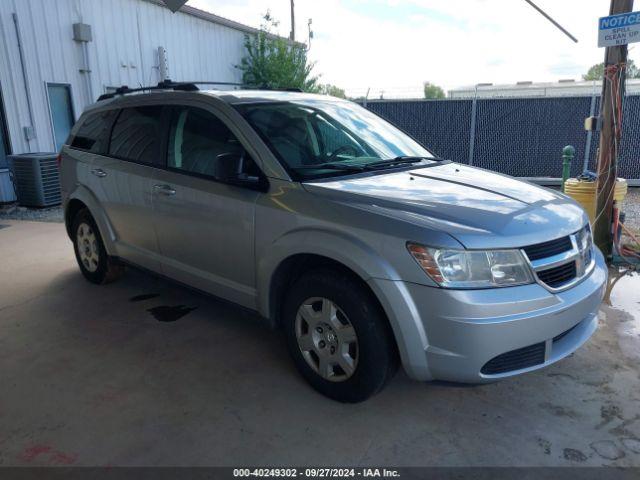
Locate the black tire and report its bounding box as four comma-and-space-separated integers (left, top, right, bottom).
283, 269, 398, 403
71, 208, 123, 284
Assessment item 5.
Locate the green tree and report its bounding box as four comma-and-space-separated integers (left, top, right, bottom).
423, 82, 446, 99
583, 60, 640, 80
319, 84, 346, 98
236, 12, 320, 92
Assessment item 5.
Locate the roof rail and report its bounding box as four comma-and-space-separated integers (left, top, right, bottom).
178, 81, 303, 92
96, 79, 244, 101
96, 80, 303, 101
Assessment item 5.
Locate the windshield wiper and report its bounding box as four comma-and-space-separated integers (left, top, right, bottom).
292, 156, 447, 175
292, 162, 367, 172
366, 156, 445, 170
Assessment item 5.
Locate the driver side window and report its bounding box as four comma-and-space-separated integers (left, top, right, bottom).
167, 107, 259, 179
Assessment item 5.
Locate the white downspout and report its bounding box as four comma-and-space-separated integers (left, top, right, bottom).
11, 13, 36, 151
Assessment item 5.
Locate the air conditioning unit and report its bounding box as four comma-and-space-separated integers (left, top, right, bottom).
8, 153, 61, 207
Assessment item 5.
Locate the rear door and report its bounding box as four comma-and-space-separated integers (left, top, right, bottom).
64, 108, 116, 204
88, 105, 167, 272
152, 104, 262, 309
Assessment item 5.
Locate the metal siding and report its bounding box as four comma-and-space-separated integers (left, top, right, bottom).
0, 0, 247, 155
0, 9, 28, 154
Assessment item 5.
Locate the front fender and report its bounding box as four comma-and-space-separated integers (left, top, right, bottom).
67, 185, 117, 256
256, 227, 432, 380
257, 227, 402, 318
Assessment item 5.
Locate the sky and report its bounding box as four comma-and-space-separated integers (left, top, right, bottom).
186, 0, 640, 98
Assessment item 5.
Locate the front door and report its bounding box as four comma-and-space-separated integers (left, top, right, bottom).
152, 105, 261, 309
88, 105, 166, 272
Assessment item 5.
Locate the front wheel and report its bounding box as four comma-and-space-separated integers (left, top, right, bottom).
283, 269, 398, 403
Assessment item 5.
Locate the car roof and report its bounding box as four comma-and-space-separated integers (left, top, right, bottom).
202, 89, 347, 105
87, 88, 347, 113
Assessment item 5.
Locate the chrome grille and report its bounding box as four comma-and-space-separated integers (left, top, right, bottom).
522, 225, 594, 292
522, 236, 573, 261
537, 262, 577, 288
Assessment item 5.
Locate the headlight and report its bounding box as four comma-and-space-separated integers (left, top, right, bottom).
576, 223, 592, 253
407, 243, 535, 288
575, 224, 593, 272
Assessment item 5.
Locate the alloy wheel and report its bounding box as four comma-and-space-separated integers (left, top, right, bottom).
295, 297, 359, 382
76, 222, 100, 273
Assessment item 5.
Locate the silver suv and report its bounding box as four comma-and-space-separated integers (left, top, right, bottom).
60, 84, 607, 402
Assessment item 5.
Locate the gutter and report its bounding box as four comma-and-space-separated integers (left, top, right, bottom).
143, 0, 305, 47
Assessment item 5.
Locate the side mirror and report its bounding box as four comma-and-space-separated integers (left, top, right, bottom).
215, 152, 267, 191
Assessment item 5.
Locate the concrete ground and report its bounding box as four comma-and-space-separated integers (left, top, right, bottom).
0, 219, 639, 467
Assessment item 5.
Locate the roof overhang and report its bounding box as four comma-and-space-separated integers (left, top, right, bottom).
159, 0, 188, 13
149, 0, 304, 46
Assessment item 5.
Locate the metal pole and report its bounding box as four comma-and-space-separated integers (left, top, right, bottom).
583, 80, 597, 172
522, 0, 578, 43
468, 85, 478, 166
81, 42, 94, 103
562, 145, 575, 192
290, 0, 295, 41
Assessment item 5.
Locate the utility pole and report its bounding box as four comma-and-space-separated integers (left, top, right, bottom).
290, 0, 295, 41
593, 0, 634, 257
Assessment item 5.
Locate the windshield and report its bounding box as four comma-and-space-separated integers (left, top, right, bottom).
235, 99, 436, 180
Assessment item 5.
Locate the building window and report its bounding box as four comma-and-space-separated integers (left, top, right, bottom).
46, 83, 75, 152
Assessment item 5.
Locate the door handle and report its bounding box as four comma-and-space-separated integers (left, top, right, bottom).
91, 168, 107, 178
153, 184, 176, 196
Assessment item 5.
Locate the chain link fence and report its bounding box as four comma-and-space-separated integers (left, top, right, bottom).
362, 93, 640, 181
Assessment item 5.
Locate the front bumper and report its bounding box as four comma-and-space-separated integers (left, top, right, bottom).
369, 248, 607, 382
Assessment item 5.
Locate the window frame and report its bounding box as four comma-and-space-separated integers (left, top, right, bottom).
45, 82, 76, 152
162, 104, 268, 188
87, 98, 269, 192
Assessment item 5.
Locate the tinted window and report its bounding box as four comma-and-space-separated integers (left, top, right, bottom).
70, 110, 117, 153
168, 107, 258, 178
109, 106, 164, 164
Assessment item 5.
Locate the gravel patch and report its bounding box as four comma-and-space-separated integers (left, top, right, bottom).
622, 188, 640, 232
0, 204, 63, 223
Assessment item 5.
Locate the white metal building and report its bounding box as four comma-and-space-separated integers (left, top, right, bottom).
0, 0, 271, 165
448, 79, 640, 99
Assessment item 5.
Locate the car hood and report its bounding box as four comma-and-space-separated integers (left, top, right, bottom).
302, 163, 588, 249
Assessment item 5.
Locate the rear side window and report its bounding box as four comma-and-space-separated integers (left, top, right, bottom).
109, 106, 164, 164
70, 110, 117, 154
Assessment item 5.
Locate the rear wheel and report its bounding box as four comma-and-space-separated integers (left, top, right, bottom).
283, 269, 397, 403
72, 209, 123, 284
